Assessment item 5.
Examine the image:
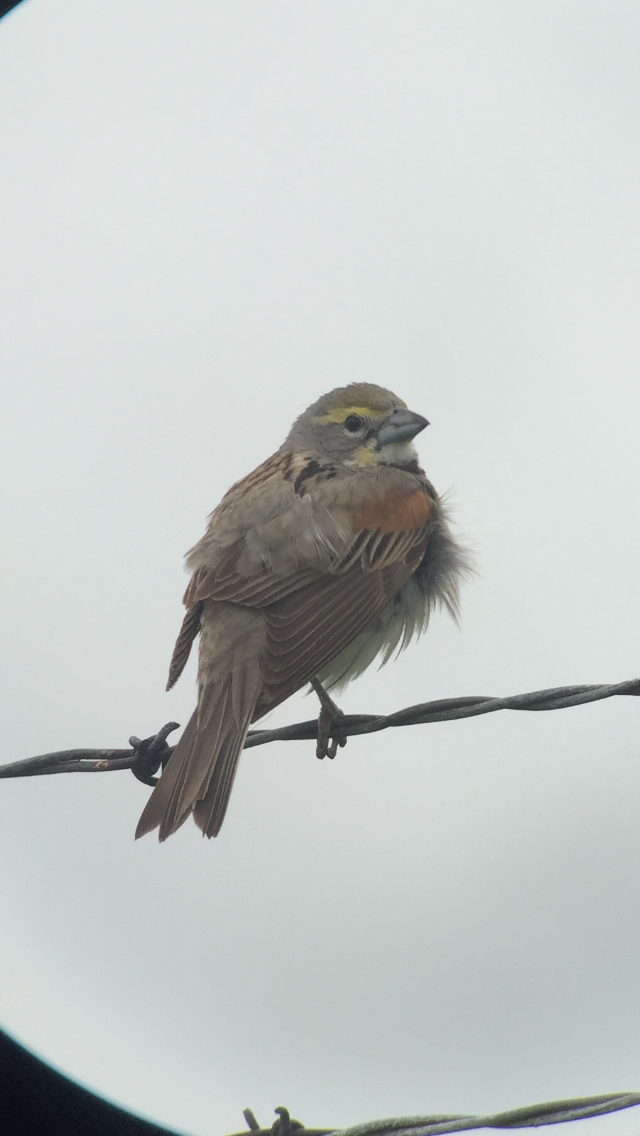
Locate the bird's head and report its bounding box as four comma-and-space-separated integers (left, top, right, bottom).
286, 382, 429, 469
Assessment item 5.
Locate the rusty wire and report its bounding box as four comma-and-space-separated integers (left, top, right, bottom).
0, 678, 637, 786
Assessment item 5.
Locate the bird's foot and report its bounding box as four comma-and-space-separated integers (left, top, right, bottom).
129, 721, 180, 786
310, 676, 347, 760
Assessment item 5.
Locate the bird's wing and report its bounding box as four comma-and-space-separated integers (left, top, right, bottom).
254, 553, 425, 716
167, 449, 434, 698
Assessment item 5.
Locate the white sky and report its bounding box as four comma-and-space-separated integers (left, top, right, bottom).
1, 2, 640, 1135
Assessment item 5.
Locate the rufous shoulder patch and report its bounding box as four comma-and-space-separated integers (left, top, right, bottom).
353, 486, 432, 533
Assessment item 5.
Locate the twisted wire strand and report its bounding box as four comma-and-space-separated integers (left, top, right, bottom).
0, 678, 637, 782
328, 1090, 640, 1134
230, 1092, 640, 1136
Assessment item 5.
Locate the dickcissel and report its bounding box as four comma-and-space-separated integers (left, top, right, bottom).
136, 383, 469, 842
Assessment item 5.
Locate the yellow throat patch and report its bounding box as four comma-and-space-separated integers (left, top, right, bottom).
353, 444, 375, 466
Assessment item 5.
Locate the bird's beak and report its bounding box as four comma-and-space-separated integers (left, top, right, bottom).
376, 407, 430, 448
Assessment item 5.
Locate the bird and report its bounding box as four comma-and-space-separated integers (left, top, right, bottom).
135, 382, 470, 842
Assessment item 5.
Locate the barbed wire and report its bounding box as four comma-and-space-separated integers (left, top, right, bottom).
0, 678, 637, 786
231, 1092, 640, 1136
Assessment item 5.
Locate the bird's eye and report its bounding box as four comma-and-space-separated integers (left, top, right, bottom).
344, 414, 363, 433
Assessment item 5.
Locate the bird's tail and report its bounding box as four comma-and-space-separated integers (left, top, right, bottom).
135, 659, 262, 841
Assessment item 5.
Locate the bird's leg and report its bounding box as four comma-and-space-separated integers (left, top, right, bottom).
310, 676, 347, 760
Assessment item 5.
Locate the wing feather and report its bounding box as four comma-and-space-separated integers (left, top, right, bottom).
166, 602, 204, 691
255, 552, 424, 717
186, 560, 319, 608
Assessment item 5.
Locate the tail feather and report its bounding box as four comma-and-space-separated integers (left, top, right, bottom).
160, 683, 233, 839
192, 665, 260, 838
135, 662, 261, 842
134, 713, 199, 840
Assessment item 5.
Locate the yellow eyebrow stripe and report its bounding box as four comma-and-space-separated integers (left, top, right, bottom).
315, 405, 386, 425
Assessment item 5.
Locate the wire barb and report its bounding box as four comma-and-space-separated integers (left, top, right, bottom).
0, 679, 637, 782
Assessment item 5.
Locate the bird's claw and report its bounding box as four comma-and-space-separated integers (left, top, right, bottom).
129, 722, 180, 786
310, 676, 347, 760
316, 705, 347, 759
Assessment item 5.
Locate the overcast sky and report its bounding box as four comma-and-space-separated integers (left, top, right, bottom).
1, 2, 640, 1135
